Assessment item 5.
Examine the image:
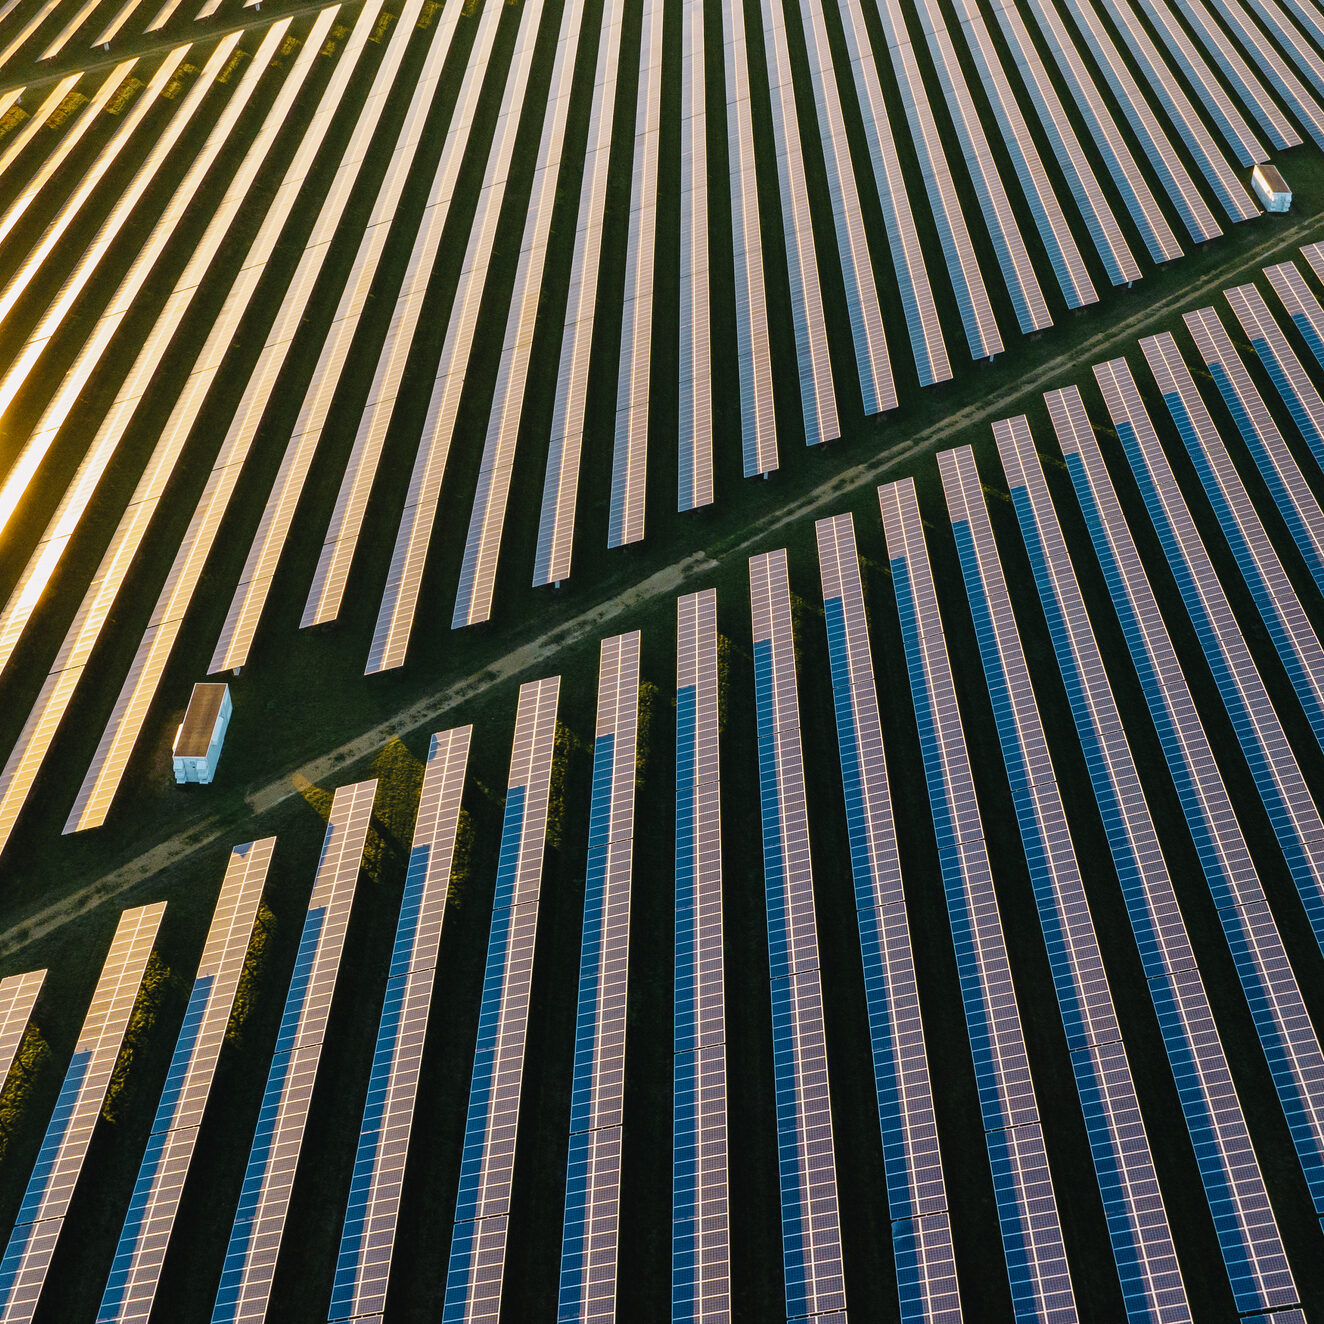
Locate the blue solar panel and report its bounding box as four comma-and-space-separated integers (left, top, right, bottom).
1013, 400, 1305, 1312
445, 676, 559, 1322
816, 514, 958, 1322
1227, 283, 1324, 470
942, 447, 1189, 1319
1094, 358, 1324, 956
1144, 333, 1324, 746
881, 479, 1076, 1321
1186, 305, 1324, 599
673, 591, 728, 1323
750, 550, 847, 1319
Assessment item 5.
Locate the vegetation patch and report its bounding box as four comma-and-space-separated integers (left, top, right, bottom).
0, 1023, 51, 1163
102, 952, 175, 1126
226, 900, 277, 1048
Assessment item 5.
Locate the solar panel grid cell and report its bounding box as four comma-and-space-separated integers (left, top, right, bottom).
977, 0, 1140, 286
673, 590, 729, 1323
1132, 0, 1267, 165
1227, 282, 1324, 471
607, 0, 664, 548
1092, 0, 1258, 221
1021, 0, 1183, 262
1169, 0, 1300, 147
0, 45, 193, 418
1142, 330, 1324, 747
836, 0, 951, 384
756, 0, 840, 444
677, 0, 713, 511
1207, 0, 1324, 147
910, 0, 1051, 335
1058, 0, 1225, 240
208, 3, 468, 673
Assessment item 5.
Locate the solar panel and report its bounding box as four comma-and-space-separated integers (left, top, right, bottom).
1090, 0, 1258, 220
1207, 0, 1324, 147
910, 0, 1052, 334
0, 75, 84, 209
0, 902, 166, 1324
606, 0, 663, 548
1266, 259, 1324, 377
0, 971, 45, 1089
208, 3, 467, 673
973, 0, 1140, 286
1094, 357, 1324, 955
836, 0, 951, 384
749, 550, 847, 1319
211, 783, 376, 1322
1142, 331, 1324, 747
1130, 0, 1267, 165
1227, 282, 1324, 472
792, 0, 897, 410
940, 447, 1189, 1320
1168, 0, 1300, 148
18, 0, 395, 841
1241, 0, 1324, 100
329, 728, 471, 1323
946, 0, 1096, 308
443, 676, 559, 1322
0, 18, 291, 582
1020, 0, 1183, 262
99, 839, 274, 1324
677, 0, 713, 511
364, 0, 551, 656
559, 634, 639, 1318
999, 410, 1308, 1313
673, 590, 728, 1323
814, 514, 959, 1323
302, 0, 513, 627
0, 0, 76, 69
1045, 386, 1324, 1294
871, 0, 1002, 361
1185, 305, 1324, 598
531, 0, 629, 584
1056, 0, 1224, 240
879, 478, 1076, 1322
0, 46, 193, 415
0, 24, 350, 864
755, 0, 841, 440
416, 0, 579, 637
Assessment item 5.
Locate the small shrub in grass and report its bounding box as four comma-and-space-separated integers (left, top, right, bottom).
226, 901, 277, 1048
635, 680, 662, 787
0, 1023, 51, 1162
448, 808, 475, 908
103, 952, 175, 1126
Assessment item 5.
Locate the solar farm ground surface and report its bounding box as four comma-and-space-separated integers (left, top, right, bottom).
3, 0, 1324, 1318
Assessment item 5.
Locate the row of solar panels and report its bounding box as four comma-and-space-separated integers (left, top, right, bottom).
0, 0, 255, 72
10, 265, 1324, 1315
2, 0, 1324, 852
